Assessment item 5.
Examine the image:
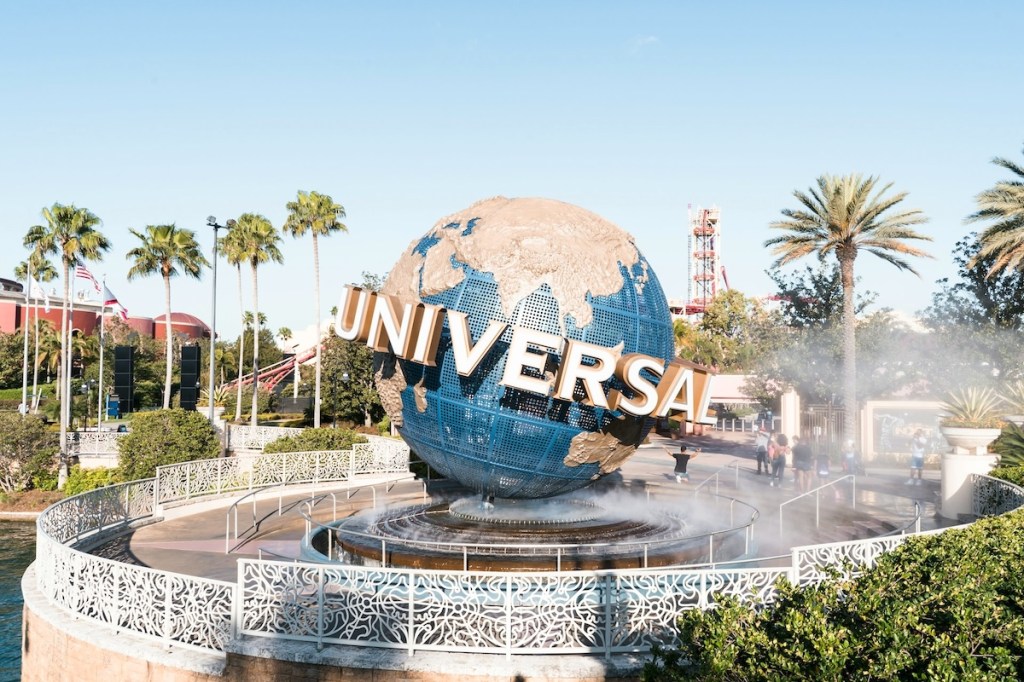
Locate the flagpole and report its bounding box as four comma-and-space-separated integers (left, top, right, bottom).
65, 273, 76, 437
20, 259, 31, 417
98, 277, 106, 424
32, 290, 41, 413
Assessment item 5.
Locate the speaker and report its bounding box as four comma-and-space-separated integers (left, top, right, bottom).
114, 346, 134, 413
180, 345, 201, 411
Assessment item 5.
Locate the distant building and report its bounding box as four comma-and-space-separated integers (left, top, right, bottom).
0, 284, 210, 340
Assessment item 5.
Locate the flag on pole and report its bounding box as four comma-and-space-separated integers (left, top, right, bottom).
74, 260, 102, 294
29, 277, 51, 313
103, 284, 129, 321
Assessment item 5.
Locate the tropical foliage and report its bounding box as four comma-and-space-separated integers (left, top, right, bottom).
263, 427, 367, 454
126, 224, 209, 408
940, 387, 1005, 428
644, 512, 1024, 681
766, 174, 931, 443
992, 423, 1024, 467
967, 144, 1024, 276
283, 189, 347, 428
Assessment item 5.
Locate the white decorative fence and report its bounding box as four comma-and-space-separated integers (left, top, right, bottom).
34, 462, 1024, 657
155, 438, 410, 505
227, 425, 303, 452
66, 430, 127, 456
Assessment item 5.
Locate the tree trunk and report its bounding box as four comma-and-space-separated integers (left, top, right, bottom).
250, 261, 260, 427
162, 273, 173, 409
58, 265, 70, 489
840, 254, 857, 447
313, 232, 322, 428
235, 265, 244, 422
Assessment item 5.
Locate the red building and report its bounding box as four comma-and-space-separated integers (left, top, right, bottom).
0, 279, 210, 340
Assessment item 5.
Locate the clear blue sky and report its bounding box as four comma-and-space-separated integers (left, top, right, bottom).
1, 1, 1020, 342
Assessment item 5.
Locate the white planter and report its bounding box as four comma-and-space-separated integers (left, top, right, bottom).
1004, 414, 1024, 427
938, 426, 1002, 455
940, 452, 997, 520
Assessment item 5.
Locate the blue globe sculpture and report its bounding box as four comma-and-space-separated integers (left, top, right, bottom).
375, 197, 675, 499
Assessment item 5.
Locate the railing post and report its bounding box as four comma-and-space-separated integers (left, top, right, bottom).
407, 570, 415, 654
505, 575, 513, 659
603, 575, 613, 659
316, 566, 325, 651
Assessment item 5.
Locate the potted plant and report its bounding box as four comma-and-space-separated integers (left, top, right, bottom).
938, 387, 1005, 455
999, 380, 1024, 427
198, 386, 229, 421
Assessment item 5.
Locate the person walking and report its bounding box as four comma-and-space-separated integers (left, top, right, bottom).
770, 434, 789, 488
791, 434, 813, 493
754, 426, 770, 475
907, 429, 927, 486
664, 443, 698, 483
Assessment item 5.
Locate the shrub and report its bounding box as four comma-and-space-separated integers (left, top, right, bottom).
377, 415, 391, 437
990, 465, 1024, 488
992, 423, 1024, 468
263, 428, 367, 454
117, 409, 220, 480
644, 511, 1024, 681
64, 465, 124, 496
0, 413, 58, 494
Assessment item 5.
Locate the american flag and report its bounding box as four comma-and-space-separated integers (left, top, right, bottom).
74, 260, 102, 293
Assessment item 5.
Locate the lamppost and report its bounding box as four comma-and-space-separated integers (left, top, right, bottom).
205, 216, 235, 422
80, 379, 96, 429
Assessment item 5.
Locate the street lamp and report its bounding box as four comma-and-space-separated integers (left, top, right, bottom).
205, 216, 235, 422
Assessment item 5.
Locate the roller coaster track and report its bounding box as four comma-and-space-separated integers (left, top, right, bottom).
223, 345, 319, 392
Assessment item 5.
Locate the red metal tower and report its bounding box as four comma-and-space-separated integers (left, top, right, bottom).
685, 205, 722, 316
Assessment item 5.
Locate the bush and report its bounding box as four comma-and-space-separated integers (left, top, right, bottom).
644, 511, 1024, 681
64, 465, 124, 496
377, 415, 391, 437
263, 428, 367, 454
224, 386, 275, 419
117, 409, 220, 480
0, 413, 58, 493
990, 466, 1024, 488
992, 423, 1024, 467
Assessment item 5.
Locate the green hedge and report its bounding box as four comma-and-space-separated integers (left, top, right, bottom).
117, 409, 220, 480
645, 510, 1024, 680
263, 428, 367, 454
64, 466, 124, 496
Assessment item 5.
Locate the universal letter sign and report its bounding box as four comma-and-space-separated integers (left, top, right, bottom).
335, 286, 715, 425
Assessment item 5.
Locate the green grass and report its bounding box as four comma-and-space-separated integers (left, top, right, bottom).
0, 384, 53, 400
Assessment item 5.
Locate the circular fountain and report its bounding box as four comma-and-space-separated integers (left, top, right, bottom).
307, 483, 756, 571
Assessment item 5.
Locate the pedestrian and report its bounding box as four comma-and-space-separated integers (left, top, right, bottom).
816, 448, 831, 485
791, 435, 813, 493
754, 426, 770, 475
664, 443, 698, 483
770, 434, 789, 487
907, 429, 927, 486
841, 439, 862, 476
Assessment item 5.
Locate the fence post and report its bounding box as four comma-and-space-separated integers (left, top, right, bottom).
604, 575, 613, 659
316, 566, 325, 651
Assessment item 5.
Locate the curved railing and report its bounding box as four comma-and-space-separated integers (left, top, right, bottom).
33, 461, 1024, 657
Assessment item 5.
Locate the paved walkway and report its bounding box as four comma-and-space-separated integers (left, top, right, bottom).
107, 430, 953, 580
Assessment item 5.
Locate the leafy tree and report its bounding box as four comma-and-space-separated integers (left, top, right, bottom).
0, 413, 58, 493
645, 511, 1024, 681
319, 334, 384, 427
672, 291, 783, 373
230, 213, 283, 426
926, 233, 1024, 330
766, 174, 931, 445
766, 263, 876, 329
967, 143, 1024, 276
0, 333, 26, 389
117, 409, 220, 480
126, 224, 209, 409
28, 203, 110, 460
263, 427, 367, 454
283, 190, 348, 429
221, 226, 250, 422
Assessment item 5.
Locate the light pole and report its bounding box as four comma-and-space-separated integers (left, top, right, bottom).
205, 216, 235, 422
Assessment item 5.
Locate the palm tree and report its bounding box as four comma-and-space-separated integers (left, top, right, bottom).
30, 203, 109, 469
967, 145, 1024, 276
221, 229, 249, 422
765, 174, 931, 444
283, 190, 347, 428
16, 250, 58, 413
232, 213, 283, 426
126, 225, 209, 409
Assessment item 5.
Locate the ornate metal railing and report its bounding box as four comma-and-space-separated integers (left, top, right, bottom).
227, 424, 302, 451
34, 459, 1024, 657
155, 439, 410, 505
35, 479, 236, 653
66, 430, 127, 456
236, 561, 790, 656
972, 473, 1024, 516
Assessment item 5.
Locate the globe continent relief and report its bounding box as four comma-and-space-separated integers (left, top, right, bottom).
374, 197, 675, 499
